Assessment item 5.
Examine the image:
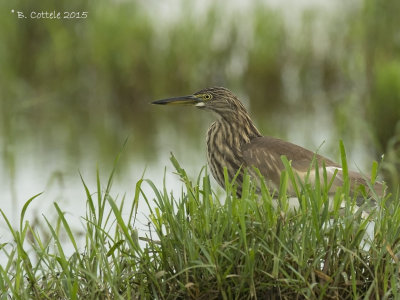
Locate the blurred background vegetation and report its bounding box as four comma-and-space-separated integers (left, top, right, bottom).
0, 0, 399, 208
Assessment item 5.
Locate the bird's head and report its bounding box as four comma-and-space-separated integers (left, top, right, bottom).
152, 87, 247, 118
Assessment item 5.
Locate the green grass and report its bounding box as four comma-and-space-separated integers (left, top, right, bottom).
1, 150, 399, 299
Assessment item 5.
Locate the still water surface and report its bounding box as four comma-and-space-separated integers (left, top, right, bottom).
0, 108, 371, 234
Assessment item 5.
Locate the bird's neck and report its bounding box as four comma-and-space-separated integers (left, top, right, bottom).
215, 110, 261, 146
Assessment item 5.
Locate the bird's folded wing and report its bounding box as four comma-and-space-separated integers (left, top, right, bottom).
242, 136, 384, 197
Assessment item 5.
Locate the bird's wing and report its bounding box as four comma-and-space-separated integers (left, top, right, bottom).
241, 136, 384, 197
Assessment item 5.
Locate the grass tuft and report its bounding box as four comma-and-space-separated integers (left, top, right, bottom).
1, 149, 400, 299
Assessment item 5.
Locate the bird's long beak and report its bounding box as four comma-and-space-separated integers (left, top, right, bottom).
152, 95, 203, 106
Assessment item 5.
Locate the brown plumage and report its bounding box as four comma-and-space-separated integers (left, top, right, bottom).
152, 87, 384, 199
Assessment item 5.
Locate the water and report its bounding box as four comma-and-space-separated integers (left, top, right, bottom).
0, 104, 373, 243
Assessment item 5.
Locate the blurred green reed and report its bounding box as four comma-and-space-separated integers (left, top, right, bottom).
0, 0, 398, 188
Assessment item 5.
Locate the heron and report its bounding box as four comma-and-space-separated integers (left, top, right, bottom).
152, 87, 384, 203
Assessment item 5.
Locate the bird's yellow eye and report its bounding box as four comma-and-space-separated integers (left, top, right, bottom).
204, 94, 212, 101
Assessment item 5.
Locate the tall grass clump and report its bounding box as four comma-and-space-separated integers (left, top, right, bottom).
1, 146, 400, 299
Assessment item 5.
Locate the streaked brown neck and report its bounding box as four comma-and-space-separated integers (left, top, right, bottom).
206, 105, 261, 190
216, 105, 262, 147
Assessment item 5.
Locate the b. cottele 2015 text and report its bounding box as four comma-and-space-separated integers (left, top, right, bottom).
15, 11, 88, 19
